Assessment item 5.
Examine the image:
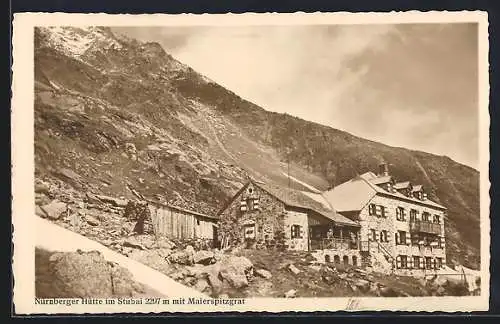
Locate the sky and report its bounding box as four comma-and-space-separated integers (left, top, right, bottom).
113, 23, 479, 169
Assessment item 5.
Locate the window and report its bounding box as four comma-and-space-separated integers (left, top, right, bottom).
244, 224, 255, 239
369, 204, 386, 217
396, 231, 408, 245
410, 209, 418, 222
375, 205, 386, 217
380, 230, 388, 243
397, 255, 408, 269
413, 256, 420, 269
422, 212, 430, 222
396, 207, 406, 221
369, 229, 377, 241
433, 215, 441, 224
241, 197, 259, 212
247, 198, 254, 211
291, 225, 302, 239
425, 257, 432, 270
436, 236, 445, 249
436, 257, 443, 269
401, 255, 408, 268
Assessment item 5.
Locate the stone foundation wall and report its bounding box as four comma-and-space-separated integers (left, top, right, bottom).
312, 249, 362, 267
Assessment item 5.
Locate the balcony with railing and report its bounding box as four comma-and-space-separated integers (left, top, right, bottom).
409, 220, 441, 235
310, 238, 359, 251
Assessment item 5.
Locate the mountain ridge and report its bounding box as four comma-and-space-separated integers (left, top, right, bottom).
34, 26, 480, 269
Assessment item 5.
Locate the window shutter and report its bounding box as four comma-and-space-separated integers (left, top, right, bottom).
368, 204, 374, 215
299, 227, 304, 239
396, 256, 402, 269
240, 200, 247, 211
405, 233, 411, 245
367, 230, 373, 241
395, 232, 399, 245
375, 205, 381, 217
253, 198, 260, 210
419, 258, 425, 269
396, 207, 400, 220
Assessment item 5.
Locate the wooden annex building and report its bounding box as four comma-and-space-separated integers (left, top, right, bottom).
125, 200, 218, 243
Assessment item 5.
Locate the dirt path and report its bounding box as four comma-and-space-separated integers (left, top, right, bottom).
35, 216, 206, 298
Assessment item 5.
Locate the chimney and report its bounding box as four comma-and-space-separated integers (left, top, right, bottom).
378, 163, 389, 177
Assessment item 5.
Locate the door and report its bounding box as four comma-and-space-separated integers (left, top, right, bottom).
213, 225, 219, 249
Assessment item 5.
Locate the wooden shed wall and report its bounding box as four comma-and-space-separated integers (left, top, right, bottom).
148, 204, 215, 239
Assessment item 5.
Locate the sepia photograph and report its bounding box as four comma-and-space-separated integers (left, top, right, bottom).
12, 11, 490, 313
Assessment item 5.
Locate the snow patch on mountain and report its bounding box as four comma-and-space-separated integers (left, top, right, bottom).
38, 26, 122, 59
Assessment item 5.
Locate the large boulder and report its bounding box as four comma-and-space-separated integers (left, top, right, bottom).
218, 256, 254, 289
40, 200, 67, 220
127, 249, 172, 274
35, 193, 50, 206
353, 278, 371, 293
41, 250, 144, 298
168, 250, 194, 265
122, 236, 146, 250
193, 250, 215, 265
34, 181, 50, 194
36, 206, 47, 217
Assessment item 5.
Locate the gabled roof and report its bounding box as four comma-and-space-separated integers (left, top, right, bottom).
218, 180, 359, 227
370, 175, 393, 185
322, 176, 377, 212
394, 181, 411, 190
323, 172, 446, 212
361, 173, 446, 210
254, 182, 359, 227
412, 185, 423, 192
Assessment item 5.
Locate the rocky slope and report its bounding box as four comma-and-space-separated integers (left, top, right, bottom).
34, 26, 480, 269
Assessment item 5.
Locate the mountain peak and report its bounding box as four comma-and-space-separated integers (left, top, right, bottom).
36, 26, 123, 60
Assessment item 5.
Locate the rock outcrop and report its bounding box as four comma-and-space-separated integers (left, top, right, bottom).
36, 249, 145, 298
